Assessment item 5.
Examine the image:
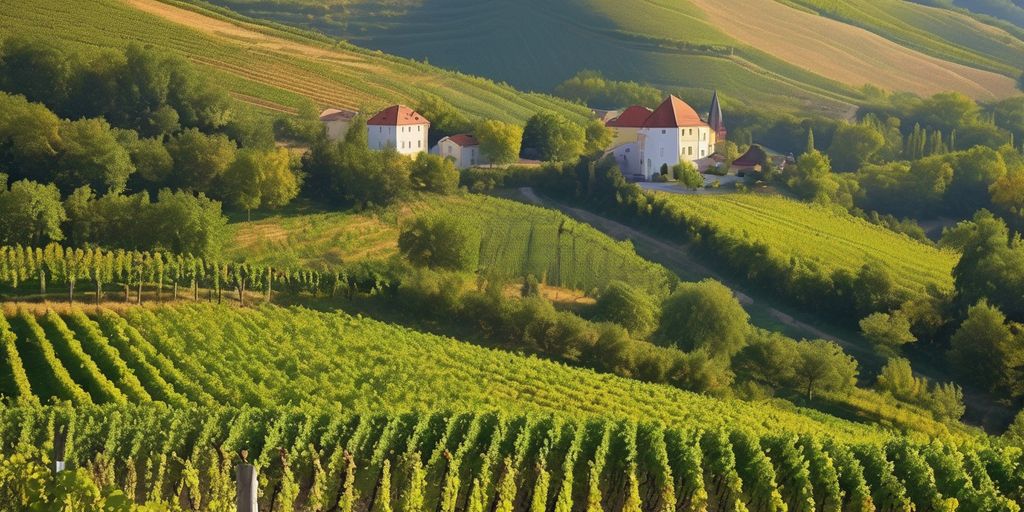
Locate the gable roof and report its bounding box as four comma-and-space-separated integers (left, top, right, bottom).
443, 134, 479, 147
606, 106, 654, 128
367, 105, 430, 126
319, 108, 358, 122
732, 145, 769, 168
643, 95, 706, 128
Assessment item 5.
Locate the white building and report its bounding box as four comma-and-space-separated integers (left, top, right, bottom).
437, 134, 486, 169
319, 108, 358, 141
605, 95, 720, 181
367, 105, 430, 156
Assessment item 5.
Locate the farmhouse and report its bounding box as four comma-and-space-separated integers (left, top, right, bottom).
367, 105, 430, 156
437, 134, 486, 169
319, 108, 358, 141
606, 94, 723, 180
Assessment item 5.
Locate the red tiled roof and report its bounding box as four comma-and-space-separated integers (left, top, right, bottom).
606, 106, 653, 128
367, 105, 430, 126
732, 145, 768, 167
445, 134, 479, 147
643, 95, 706, 128
319, 108, 357, 122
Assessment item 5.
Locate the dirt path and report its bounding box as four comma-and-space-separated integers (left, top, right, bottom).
518, 189, 859, 349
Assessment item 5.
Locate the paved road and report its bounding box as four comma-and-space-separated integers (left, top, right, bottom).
638, 175, 741, 195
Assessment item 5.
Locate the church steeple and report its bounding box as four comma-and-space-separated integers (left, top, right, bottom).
708, 90, 726, 141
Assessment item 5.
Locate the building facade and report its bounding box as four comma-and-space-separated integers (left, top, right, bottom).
367, 105, 430, 156
437, 134, 486, 169
319, 108, 358, 141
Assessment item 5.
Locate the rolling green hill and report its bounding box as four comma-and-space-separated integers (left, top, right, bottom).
655, 193, 959, 297
0, 0, 591, 124
226, 194, 678, 297
203, 0, 1024, 117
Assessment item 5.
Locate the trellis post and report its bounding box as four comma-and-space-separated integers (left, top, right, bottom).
236, 463, 258, 512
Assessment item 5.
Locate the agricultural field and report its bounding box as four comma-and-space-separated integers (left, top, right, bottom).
776, 0, 1024, 78
4, 404, 1022, 512
0, 303, 895, 440
226, 195, 678, 297
205, 0, 1023, 117
0, 0, 591, 124
655, 193, 959, 296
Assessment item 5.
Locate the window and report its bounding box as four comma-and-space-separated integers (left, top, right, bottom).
660, 148, 664, 157
418, 140, 421, 148
701, 149, 705, 157
661, 129, 666, 134
418, 126, 422, 132
625, 148, 630, 153
689, 129, 693, 135
688, 146, 693, 156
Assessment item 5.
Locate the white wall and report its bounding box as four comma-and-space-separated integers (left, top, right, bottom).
638, 128, 681, 180
609, 142, 641, 177
323, 119, 351, 141
638, 126, 716, 180
368, 123, 429, 156
439, 139, 485, 169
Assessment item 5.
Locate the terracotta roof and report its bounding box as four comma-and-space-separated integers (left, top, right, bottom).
606, 106, 653, 128
319, 108, 357, 122
444, 134, 479, 147
643, 95, 706, 128
732, 145, 768, 167
367, 105, 430, 126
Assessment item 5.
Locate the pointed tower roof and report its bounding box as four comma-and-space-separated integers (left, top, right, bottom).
708, 90, 726, 140
643, 95, 706, 128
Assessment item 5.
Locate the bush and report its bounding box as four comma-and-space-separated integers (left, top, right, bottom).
410, 153, 459, 194
657, 279, 749, 357
398, 213, 481, 271
593, 281, 659, 337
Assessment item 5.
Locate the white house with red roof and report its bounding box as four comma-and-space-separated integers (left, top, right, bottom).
437, 133, 485, 169
319, 108, 358, 141
367, 105, 430, 156
605, 94, 722, 180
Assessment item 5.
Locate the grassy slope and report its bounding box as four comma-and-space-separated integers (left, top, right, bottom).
206, 0, 1022, 118
779, 0, 1024, 77
0, 0, 591, 124
657, 192, 959, 296
225, 194, 677, 296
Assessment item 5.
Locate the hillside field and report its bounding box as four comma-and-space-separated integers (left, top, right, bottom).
655, 193, 959, 296
206, 0, 1024, 117
0, 0, 591, 124
226, 195, 678, 297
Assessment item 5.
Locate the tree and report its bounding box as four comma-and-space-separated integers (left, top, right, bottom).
850, 261, 896, 316
146, 189, 228, 258
875, 358, 927, 403
791, 339, 858, 401
783, 150, 839, 203
949, 210, 1024, 321
947, 300, 1024, 399
220, 147, 299, 218
416, 95, 470, 143
127, 136, 173, 186
475, 120, 523, 165
0, 91, 62, 179
731, 332, 798, 394
410, 153, 459, 194
593, 281, 659, 337
166, 128, 237, 193
673, 162, 703, 190
0, 36, 71, 107
1005, 410, 1024, 446
398, 213, 481, 271
523, 112, 585, 162
56, 118, 135, 194
337, 148, 412, 207
583, 119, 612, 156
0, 179, 66, 246
859, 311, 916, 356
658, 279, 749, 357
911, 92, 979, 133
827, 123, 884, 172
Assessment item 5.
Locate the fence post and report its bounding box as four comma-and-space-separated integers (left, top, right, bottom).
236, 463, 258, 512
52, 424, 66, 474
